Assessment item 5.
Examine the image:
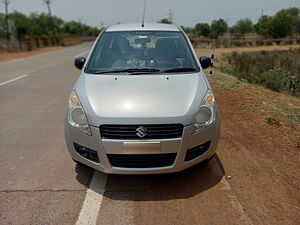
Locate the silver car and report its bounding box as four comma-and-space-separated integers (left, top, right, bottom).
65, 23, 220, 174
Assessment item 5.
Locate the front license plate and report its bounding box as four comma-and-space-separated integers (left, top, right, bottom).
123, 142, 161, 154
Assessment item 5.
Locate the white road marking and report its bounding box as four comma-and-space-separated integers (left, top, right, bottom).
0, 74, 29, 87
75, 51, 90, 58
220, 177, 254, 225
76, 171, 107, 225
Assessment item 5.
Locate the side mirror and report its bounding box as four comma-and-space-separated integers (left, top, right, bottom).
199, 56, 211, 69
74, 57, 86, 70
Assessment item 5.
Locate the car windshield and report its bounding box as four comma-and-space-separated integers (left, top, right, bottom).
86, 31, 199, 74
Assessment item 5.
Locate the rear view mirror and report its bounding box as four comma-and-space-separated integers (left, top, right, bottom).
74, 57, 86, 70
199, 56, 211, 69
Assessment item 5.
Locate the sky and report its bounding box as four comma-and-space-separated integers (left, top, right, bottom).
2, 0, 300, 28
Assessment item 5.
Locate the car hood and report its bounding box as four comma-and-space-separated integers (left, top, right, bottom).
75, 72, 208, 126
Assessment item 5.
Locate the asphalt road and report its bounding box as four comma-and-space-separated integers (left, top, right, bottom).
0, 44, 299, 225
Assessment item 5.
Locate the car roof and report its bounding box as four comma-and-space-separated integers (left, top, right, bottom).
106, 23, 180, 32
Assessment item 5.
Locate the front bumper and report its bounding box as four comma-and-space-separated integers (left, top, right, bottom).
64, 117, 220, 174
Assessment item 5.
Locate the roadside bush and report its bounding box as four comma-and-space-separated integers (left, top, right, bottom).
221, 49, 300, 96
283, 75, 300, 96
259, 68, 285, 91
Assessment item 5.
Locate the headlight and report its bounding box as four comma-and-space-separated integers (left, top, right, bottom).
193, 89, 216, 134
68, 91, 91, 135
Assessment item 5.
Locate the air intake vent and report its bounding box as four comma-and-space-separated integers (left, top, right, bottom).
184, 141, 211, 162
100, 124, 183, 140
73, 142, 100, 163
107, 153, 177, 168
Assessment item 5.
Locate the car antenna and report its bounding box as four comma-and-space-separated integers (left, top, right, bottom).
210, 48, 215, 75
141, 0, 147, 27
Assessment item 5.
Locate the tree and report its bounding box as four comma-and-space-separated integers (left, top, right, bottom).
0, 13, 6, 38
63, 21, 100, 36
279, 7, 300, 33
159, 18, 172, 24
50, 16, 64, 34
180, 26, 194, 34
90, 27, 101, 36
0, 10, 107, 40
268, 10, 293, 38
279, 7, 299, 22
230, 26, 241, 39
28, 13, 64, 35
9, 11, 31, 47
29, 13, 52, 35
254, 15, 272, 37
194, 23, 210, 37
230, 18, 253, 39
210, 19, 228, 39
295, 19, 300, 33
255, 8, 299, 37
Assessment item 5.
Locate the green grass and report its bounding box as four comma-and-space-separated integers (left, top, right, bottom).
220, 48, 300, 96
265, 117, 281, 125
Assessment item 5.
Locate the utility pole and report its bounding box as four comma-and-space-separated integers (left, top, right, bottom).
261, 9, 264, 17
168, 9, 173, 23
2, 0, 10, 48
44, 0, 52, 17
43, 0, 56, 34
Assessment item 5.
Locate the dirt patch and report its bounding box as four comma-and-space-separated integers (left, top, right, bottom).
0, 46, 65, 63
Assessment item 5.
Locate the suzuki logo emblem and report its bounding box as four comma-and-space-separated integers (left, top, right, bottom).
136, 126, 148, 138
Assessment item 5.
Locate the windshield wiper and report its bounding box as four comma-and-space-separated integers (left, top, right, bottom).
92, 68, 161, 74
163, 68, 197, 73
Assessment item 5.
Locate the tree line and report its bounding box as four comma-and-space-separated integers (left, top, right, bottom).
2, 7, 300, 41
0, 11, 101, 40
162, 7, 300, 39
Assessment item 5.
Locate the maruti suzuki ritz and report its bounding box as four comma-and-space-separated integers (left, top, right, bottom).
64, 23, 220, 174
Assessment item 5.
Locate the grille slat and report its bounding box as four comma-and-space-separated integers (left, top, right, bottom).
108, 153, 177, 168
101, 129, 136, 133
100, 124, 183, 140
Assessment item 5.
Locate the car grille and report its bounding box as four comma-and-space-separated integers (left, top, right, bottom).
100, 124, 184, 140
107, 153, 177, 168
184, 141, 211, 162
